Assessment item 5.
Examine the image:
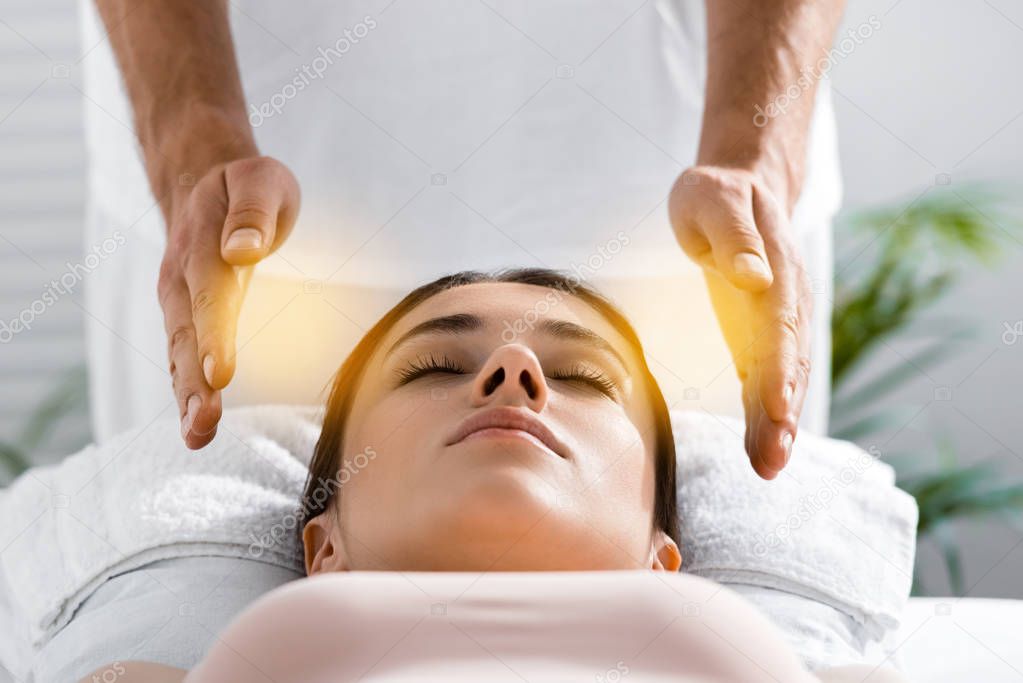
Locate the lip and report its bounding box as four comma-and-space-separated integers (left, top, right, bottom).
446, 407, 569, 459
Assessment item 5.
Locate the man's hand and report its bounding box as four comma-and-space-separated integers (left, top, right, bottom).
669, 165, 812, 479
683, 0, 845, 477
92, 0, 298, 447
159, 156, 300, 448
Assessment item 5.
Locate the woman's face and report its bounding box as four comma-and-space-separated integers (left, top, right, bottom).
304, 282, 681, 573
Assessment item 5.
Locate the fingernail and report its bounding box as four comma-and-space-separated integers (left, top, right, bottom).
733, 253, 771, 280
202, 355, 215, 386
225, 227, 262, 251
781, 432, 794, 464
181, 394, 201, 439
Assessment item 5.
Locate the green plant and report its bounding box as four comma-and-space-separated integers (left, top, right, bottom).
0, 363, 89, 482
829, 184, 1022, 595
899, 455, 1023, 594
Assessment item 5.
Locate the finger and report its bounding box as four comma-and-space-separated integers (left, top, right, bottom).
668, 180, 716, 270
702, 200, 774, 292
741, 379, 755, 469
741, 362, 777, 479
750, 186, 811, 428
701, 256, 784, 477
742, 367, 787, 479
221, 158, 300, 266
182, 246, 243, 391
743, 195, 805, 476
670, 168, 774, 290
739, 376, 775, 479
751, 335, 808, 474
160, 267, 223, 448
752, 392, 792, 479
703, 267, 772, 476
670, 216, 716, 269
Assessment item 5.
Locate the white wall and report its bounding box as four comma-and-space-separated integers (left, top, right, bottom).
0, 2, 87, 680
830, 0, 1023, 597
0, 0, 89, 473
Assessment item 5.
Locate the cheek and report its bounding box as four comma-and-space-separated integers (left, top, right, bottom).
337, 397, 440, 520
574, 406, 656, 515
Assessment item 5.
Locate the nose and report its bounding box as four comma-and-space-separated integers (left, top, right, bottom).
471, 343, 549, 411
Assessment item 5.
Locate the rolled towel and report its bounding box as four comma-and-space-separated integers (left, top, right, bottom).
0, 404, 319, 669
672, 409, 918, 668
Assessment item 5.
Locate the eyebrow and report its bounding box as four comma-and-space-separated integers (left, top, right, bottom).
385, 312, 630, 371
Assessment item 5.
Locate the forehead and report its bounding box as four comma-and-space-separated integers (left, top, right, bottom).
379, 281, 638, 363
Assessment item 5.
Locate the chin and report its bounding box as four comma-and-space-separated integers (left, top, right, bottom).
407, 479, 635, 572
455, 464, 554, 521
408, 470, 557, 566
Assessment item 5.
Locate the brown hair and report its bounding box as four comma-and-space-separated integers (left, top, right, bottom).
299, 267, 680, 557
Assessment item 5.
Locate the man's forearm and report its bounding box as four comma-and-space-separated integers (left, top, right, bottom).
94, 0, 258, 218
699, 0, 847, 213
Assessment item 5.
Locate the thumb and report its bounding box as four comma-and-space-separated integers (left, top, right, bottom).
221, 157, 300, 266
703, 206, 773, 292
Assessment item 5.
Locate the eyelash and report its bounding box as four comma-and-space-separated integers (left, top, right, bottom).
395, 353, 464, 385
548, 365, 620, 399
395, 354, 620, 399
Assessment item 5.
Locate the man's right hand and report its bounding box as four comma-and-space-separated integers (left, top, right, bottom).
158, 156, 300, 448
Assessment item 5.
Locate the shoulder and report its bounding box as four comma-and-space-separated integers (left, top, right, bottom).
184, 573, 397, 683
613, 572, 819, 683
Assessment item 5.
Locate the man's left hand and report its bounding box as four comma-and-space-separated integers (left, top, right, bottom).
668, 165, 813, 479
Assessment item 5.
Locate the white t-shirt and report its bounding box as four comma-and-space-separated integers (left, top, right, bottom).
78, 0, 842, 441
185, 570, 820, 682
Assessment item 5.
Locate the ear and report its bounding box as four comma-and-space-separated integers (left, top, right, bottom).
303, 510, 348, 574
648, 530, 682, 572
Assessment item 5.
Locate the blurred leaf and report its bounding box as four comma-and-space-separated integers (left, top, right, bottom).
899, 460, 1023, 537
832, 333, 972, 420
0, 441, 30, 477
829, 405, 922, 442
831, 184, 1022, 595
0, 363, 89, 482
832, 185, 1012, 388
900, 454, 1023, 596
932, 524, 966, 596
17, 364, 88, 450
911, 569, 926, 597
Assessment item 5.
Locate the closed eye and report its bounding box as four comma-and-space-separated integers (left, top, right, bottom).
395, 355, 621, 400
395, 353, 465, 386
548, 365, 620, 399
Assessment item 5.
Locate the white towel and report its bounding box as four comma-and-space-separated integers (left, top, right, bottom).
672, 410, 919, 669
0, 405, 917, 677
0, 404, 319, 665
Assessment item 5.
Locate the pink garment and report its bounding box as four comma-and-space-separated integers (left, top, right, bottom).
185, 570, 818, 682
